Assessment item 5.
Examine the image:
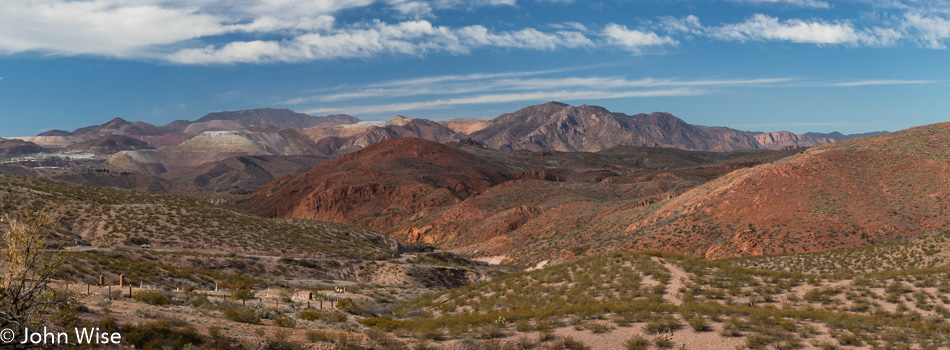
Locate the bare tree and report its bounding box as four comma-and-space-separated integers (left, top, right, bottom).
0, 211, 64, 333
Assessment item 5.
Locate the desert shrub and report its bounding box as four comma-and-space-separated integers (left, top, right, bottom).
133, 290, 171, 306
644, 316, 680, 334
835, 332, 862, 346
365, 328, 407, 350
223, 306, 260, 324
52, 303, 81, 329
306, 330, 334, 343
336, 298, 379, 317
298, 310, 347, 323
99, 317, 119, 334
554, 336, 588, 350
123, 320, 203, 349
745, 333, 772, 349
256, 307, 281, 320
474, 323, 506, 339
719, 318, 742, 337
624, 335, 651, 350
205, 326, 236, 350
274, 314, 297, 328
185, 292, 213, 309
687, 317, 709, 332
654, 336, 673, 348
261, 337, 304, 350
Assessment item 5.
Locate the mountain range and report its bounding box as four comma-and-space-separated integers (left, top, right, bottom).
3, 102, 882, 195
241, 122, 948, 265
5, 102, 922, 265
7, 102, 881, 159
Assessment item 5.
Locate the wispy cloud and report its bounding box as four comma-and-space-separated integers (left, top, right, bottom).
303, 88, 705, 115
288, 69, 933, 117
286, 67, 803, 117
730, 0, 831, 9
292, 76, 795, 103
825, 79, 934, 87
285, 66, 602, 104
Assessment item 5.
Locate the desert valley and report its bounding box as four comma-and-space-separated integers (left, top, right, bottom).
4, 1, 950, 349
2, 102, 949, 349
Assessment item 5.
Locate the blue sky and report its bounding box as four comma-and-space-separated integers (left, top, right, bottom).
1, 0, 950, 137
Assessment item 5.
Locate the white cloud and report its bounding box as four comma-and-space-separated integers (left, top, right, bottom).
711, 14, 859, 44
731, 0, 831, 9
169, 20, 457, 63
385, 0, 434, 18
458, 26, 593, 50
0, 0, 531, 60
902, 12, 950, 48
0, 0, 229, 56
244, 0, 376, 17
430, 0, 516, 8
2, 0, 946, 63
602, 24, 677, 53
170, 20, 593, 64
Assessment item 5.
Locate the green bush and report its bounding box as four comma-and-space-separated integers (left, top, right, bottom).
133, 290, 171, 306
624, 335, 650, 350
581, 321, 615, 334
274, 314, 297, 328
654, 336, 673, 349
298, 310, 348, 323
644, 316, 681, 334
99, 317, 119, 334
305, 330, 334, 343
687, 317, 709, 332
123, 320, 203, 350
206, 326, 233, 350
223, 306, 261, 324
52, 303, 81, 329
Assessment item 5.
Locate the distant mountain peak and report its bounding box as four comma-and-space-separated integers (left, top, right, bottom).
472, 102, 759, 152
196, 108, 358, 128
388, 115, 412, 126
37, 129, 71, 137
